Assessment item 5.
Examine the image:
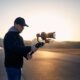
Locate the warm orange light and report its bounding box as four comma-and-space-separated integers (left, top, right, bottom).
20, 13, 72, 41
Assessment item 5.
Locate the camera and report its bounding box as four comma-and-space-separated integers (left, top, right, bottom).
36, 32, 55, 43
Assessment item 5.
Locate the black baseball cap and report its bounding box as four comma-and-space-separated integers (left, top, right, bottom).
14, 17, 29, 27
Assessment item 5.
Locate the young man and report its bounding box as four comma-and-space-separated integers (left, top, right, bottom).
3, 17, 44, 80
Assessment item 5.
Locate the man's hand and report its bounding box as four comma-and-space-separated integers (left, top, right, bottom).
26, 42, 44, 60
26, 53, 32, 60
35, 42, 45, 48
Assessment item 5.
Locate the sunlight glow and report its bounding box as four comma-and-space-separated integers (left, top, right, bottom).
34, 51, 59, 59
21, 12, 72, 41
0, 0, 80, 42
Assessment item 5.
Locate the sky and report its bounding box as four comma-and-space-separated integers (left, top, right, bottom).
0, 0, 80, 41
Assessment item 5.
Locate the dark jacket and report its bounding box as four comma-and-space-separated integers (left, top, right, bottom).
3, 30, 31, 68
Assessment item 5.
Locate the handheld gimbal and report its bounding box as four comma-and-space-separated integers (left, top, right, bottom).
26, 32, 56, 60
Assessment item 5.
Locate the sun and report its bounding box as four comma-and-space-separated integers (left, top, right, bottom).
55, 28, 71, 41
54, 20, 72, 41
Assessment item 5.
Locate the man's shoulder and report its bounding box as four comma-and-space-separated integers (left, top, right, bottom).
4, 32, 18, 40
6, 31, 18, 36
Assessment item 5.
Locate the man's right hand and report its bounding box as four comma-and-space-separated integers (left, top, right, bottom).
26, 53, 32, 60
26, 42, 44, 60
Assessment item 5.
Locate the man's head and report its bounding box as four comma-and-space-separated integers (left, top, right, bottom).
14, 17, 29, 33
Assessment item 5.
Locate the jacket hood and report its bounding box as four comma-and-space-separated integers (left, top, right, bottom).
8, 26, 20, 33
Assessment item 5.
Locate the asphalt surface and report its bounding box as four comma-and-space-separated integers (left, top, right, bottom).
0, 49, 80, 80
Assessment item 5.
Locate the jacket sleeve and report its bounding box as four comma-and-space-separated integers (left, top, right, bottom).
13, 45, 31, 56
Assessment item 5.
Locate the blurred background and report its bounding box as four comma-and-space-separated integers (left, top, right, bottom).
0, 0, 80, 80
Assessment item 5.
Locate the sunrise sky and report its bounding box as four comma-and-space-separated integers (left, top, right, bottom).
0, 0, 80, 41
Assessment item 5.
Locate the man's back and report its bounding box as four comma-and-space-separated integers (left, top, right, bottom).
4, 31, 25, 68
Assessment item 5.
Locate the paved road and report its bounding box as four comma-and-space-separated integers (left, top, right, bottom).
23, 51, 80, 80
0, 49, 7, 80
0, 50, 80, 80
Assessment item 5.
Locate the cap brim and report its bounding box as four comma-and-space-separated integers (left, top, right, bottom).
25, 24, 29, 27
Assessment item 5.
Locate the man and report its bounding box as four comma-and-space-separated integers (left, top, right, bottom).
3, 17, 44, 80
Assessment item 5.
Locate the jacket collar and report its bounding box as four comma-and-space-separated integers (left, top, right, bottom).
8, 26, 20, 34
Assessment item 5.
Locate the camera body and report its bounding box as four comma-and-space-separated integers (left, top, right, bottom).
36, 32, 55, 43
